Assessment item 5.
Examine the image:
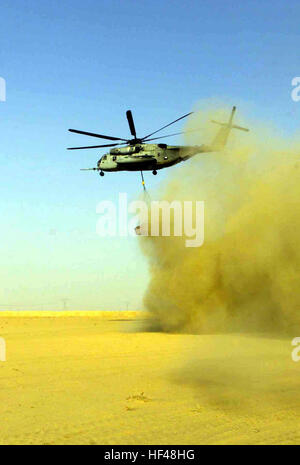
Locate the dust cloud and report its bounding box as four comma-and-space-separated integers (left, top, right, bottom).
139, 105, 300, 334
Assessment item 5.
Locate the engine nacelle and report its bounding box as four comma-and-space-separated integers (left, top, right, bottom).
110, 145, 142, 155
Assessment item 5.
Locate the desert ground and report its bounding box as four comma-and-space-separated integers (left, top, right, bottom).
0, 311, 299, 445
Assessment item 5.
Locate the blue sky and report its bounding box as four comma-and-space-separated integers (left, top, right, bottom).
0, 0, 299, 310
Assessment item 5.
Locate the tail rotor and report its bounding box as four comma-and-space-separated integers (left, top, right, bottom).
210, 106, 249, 150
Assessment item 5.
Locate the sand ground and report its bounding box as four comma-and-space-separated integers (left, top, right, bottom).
0, 312, 299, 445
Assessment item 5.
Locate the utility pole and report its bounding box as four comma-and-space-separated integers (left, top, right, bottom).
61, 298, 70, 311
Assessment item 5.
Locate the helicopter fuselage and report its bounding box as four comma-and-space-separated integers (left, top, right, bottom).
97, 143, 206, 172
70, 106, 249, 177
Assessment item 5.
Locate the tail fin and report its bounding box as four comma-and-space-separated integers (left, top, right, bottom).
210, 106, 249, 150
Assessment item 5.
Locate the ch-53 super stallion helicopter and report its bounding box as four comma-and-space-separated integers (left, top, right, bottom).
68, 106, 248, 189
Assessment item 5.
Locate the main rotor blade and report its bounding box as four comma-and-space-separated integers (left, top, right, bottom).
144, 127, 203, 142
126, 110, 137, 138
68, 128, 127, 141
67, 143, 123, 150
144, 131, 185, 142
141, 112, 193, 140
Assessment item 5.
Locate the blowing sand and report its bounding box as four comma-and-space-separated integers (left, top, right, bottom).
140, 107, 300, 335
0, 312, 299, 445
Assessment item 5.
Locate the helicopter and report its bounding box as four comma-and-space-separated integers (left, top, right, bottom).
68, 106, 249, 188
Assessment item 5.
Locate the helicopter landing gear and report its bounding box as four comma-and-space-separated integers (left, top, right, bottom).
100, 171, 104, 177
152, 170, 157, 175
